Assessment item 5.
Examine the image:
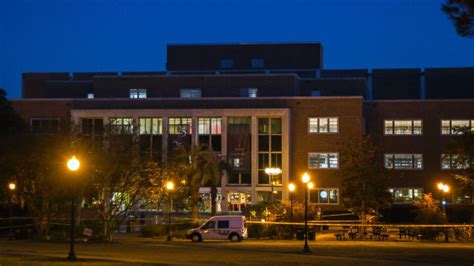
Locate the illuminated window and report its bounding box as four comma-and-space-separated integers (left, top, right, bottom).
384, 120, 422, 135
129, 89, 147, 99
110, 118, 133, 135
441, 154, 470, 170
384, 154, 423, 169
180, 88, 201, 98
441, 120, 473, 135
308, 117, 338, 133
198, 117, 222, 152
139, 118, 162, 135
389, 188, 423, 203
258, 118, 282, 185
308, 153, 338, 169
87, 93, 94, 99
310, 188, 339, 204
169, 117, 192, 135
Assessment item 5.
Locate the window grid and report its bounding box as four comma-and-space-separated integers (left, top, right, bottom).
384, 120, 422, 135
441, 154, 470, 170
310, 188, 339, 204
441, 120, 474, 135
169, 117, 192, 135
139, 118, 162, 135
384, 154, 423, 170
389, 188, 423, 203
110, 118, 133, 135
31, 118, 60, 134
129, 89, 147, 99
308, 117, 338, 133
258, 118, 282, 185
308, 153, 338, 169
180, 89, 202, 98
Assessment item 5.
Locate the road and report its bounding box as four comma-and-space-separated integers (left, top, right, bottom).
0, 234, 473, 265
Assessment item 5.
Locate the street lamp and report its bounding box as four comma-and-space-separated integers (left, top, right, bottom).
8, 182, 16, 240
302, 172, 312, 253
288, 183, 295, 239
166, 181, 175, 241
265, 167, 282, 202
437, 182, 450, 242
66, 155, 80, 261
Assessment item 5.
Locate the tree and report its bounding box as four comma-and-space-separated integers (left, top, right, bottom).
168, 144, 222, 220
445, 126, 474, 203
87, 139, 164, 241
340, 135, 392, 221
442, 0, 474, 37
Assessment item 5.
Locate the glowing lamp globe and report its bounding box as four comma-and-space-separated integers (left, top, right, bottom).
302, 172, 310, 183
67, 156, 80, 171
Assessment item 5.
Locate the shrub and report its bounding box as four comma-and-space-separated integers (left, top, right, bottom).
413, 194, 446, 241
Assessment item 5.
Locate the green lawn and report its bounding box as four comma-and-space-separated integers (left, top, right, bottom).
0, 233, 473, 265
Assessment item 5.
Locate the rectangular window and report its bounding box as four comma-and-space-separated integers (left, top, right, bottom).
168, 117, 192, 135
198, 117, 222, 153
87, 93, 94, 99
248, 88, 258, 98
139, 118, 162, 135
227, 117, 251, 185
220, 59, 234, 69
441, 120, 473, 135
258, 118, 283, 185
310, 188, 339, 204
308, 117, 338, 133
217, 220, 230, 229
129, 89, 147, 99
384, 120, 422, 135
180, 88, 201, 98
110, 118, 133, 135
308, 153, 338, 169
441, 154, 470, 170
384, 154, 423, 169
139, 118, 162, 160
31, 118, 60, 134
311, 90, 321, 96
389, 188, 423, 203
251, 58, 264, 68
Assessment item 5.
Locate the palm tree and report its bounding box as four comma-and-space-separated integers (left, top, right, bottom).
171, 144, 222, 220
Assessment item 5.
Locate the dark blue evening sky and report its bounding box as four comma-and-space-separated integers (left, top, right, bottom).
1, 0, 473, 99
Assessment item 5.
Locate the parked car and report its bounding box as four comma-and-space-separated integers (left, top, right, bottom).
186, 215, 247, 242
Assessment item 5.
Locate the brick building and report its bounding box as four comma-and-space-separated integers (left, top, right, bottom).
11, 42, 474, 212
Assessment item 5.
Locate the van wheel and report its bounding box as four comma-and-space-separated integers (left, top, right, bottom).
191, 233, 202, 242
229, 233, 241, 242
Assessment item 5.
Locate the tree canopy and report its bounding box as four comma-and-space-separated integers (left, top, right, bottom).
442, 0, 474, 37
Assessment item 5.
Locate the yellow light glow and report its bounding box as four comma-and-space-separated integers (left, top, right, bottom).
302, 172, 310, 183
166, 181, 175, 191
8, 182, 16, 191
265, 167, 282, 175
67, 156, 80, 171
437, 183, 444, 190
442, 185, 449, 193
261, 219, 265, 222
288, 183, 296, 192
307, 182, 315, 189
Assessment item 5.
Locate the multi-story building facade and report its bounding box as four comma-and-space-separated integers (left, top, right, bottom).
11, 42, 474, 212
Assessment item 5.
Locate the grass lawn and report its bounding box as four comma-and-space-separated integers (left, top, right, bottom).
0, 233, 473, 265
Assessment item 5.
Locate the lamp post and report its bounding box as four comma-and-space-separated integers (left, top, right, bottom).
8, 182, 16, 240
166, 181, 175, 241
437, 182, 450, 243
66, 155, 80, 261
302, 172, 312, 253
288, 183, 295, 238
265, 167, 282, 202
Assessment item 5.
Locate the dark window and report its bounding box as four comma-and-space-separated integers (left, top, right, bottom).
31, 119, 60, 134
311, 90, 321, 96
220, 59, 234, 69
251, 58, 264, 68
217, 220, 229, 229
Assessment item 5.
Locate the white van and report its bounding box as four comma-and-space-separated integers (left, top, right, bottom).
186, 215, 247, 242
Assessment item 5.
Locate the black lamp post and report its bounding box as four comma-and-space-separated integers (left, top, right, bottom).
8, 182, 16, 240
66, 156, 80, 261
302, 172, 313, 253
166, 181, 175, 241
437, 182, 450, 243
